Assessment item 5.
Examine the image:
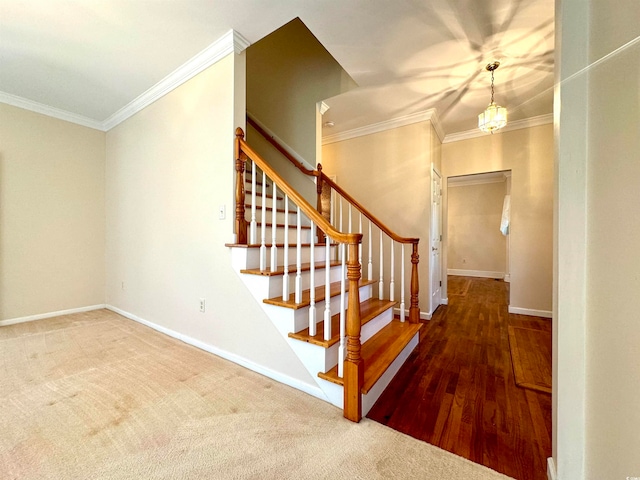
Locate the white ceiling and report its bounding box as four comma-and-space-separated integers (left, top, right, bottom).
0, 0, 554, 137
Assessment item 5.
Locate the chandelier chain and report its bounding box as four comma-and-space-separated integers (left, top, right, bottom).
490, 70, 495, 104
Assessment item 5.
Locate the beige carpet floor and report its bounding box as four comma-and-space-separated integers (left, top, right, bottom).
0, 309, 512, 479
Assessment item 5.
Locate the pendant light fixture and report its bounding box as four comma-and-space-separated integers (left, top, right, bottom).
478, 61, 507, 134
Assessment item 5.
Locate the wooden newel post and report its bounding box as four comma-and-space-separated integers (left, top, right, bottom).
235, 128, 248, 245
344, 242, 364, 422
409, 241, 420, 323
316, 164, 326, 243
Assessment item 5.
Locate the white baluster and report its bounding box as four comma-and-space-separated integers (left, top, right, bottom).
348, 204, 352, 233
379, 230, 384, 299
324, 236, 331, 341
368, 221, 373, 281
390, 239, 395, 301
250, 161, 257, 244
295, 206, 302, 304
270, 183, 277, 272
309, 221, 316, 336
358, 213, 363, 268
400, 244, 406, 322
338, 243, 346, 378
260, 171, 267, 271
338, 198, 343, 262
282, 195, 290, 301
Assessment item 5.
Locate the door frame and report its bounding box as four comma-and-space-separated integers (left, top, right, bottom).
430, 165, 443, 316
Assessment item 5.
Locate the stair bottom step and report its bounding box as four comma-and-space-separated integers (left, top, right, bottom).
318, 319, 422, 394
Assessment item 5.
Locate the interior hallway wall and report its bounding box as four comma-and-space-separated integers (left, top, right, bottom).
105, 53, 316, 389
322, 121, 438, 316
442, 124, 553, 315
447, 179, 507, 277
0, 103, 105, 322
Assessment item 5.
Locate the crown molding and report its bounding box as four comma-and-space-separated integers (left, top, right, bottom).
103, 29, 250, 131
0, 91, 105, 131
318, 101, 330, 115
448, 171, 509, 187
1, 30, 250, 132
322, 109, 441, 145
442, 113, 553, 144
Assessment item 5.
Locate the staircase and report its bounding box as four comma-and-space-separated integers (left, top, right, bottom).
226, 125, 422, 422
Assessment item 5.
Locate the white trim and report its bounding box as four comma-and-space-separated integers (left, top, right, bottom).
0, 91, 105, 131
442, 113, 553, 144
547, 457, 557, 480
504, 274, 511, 283
393, 307, 431, 320
247, 111, 315, 171
0, 304, 106, 327
105, 305, 327, 402
508, 306, 553, 318
103, 30, 250, 131
429, 110, 445, 142
448, 269, 505, 279
441, 297, 448, 305
0, 30, 250, 132
318, 101, 330, 115
448, 171, 508, 187
321, 109, 441, 145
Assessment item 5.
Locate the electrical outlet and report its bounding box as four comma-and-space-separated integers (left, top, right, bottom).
218, 205, 226, 220
199, 298, 206, 313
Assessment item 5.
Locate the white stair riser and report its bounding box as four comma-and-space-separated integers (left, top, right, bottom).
232, 264, 345, 300
246, 210, 306, 226
253, 226, 313, 244
242, 244, 339, 270
288, 340, 339, 375
263, 284, 373, 334
291, 284, 373, 333
361, 333, 419, 415
316, 331, 420, 412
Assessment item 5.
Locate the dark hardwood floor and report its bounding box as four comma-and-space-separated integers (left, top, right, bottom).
368, 276, 552, 480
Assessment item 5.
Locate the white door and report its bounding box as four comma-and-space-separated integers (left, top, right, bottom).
430, 169, 442, 313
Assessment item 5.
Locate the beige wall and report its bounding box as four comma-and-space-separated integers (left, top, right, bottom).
247, 18, 356, 167
0, 103, 105, 321
322, 121, 434, 316
442, 124, 553, 314
105, 53, 315, 388
583, 2, 640, 478
448, 181, 507, 275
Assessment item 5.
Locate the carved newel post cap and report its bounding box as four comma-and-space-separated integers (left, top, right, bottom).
235, 127, 245, 139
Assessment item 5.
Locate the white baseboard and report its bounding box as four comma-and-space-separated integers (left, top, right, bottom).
105, 305, 327, 402
508, 306, 553, 318
448, 269, 505, 279
393, 307, 431, 321
547, 457, 557, 480
0, 304, 106, 327
441, 298, 448, 305
504, 274, 511, 283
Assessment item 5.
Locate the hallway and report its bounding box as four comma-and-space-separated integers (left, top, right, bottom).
367, 276, 552, 480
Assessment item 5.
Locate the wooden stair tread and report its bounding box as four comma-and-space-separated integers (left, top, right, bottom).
246, 190, 283, 200
263, 279, 376, 310
318, 320, 422, 394
254, 222, 312, 230
226, 242, 336, 249
244, 204, 289, 214
241, 260, 341, 277
288, 298, 397, 348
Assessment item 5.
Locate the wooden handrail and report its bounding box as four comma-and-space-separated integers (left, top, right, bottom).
247, 116, 318, 177
235, 127, 364, 421
320, 172, 419, 246
236, 128, 361, 246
